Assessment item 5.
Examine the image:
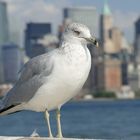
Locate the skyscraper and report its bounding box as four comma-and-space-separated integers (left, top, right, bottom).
0, 2, 9, 45
135, 17, 140, 64
134, 17, 140, 89
98, 1, 122, 92
2, 43, 22, 83
110, 27, 122, 53
0, 1, 9, 83
25, 23, 52, 58
103, 59, 122, 91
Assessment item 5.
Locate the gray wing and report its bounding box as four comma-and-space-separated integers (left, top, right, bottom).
2, 52, 54, 108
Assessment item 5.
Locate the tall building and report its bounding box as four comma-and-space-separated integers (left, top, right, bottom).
0, 1, 9, 83
110, 27, 122, 53
134, 17, 140, 89
135, 17, 140, 64
2, 43, 22, 83
121, 35, 132, 86
63, 7, 97, 34
25, 23, 52, 58
103, 59, 122, 91
97, 1, 122, 92
0, 2, 9, 45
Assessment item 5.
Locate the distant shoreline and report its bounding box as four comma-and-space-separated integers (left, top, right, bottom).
72, 98, 140, 102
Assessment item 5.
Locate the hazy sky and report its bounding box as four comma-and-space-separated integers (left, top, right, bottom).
1, 0, 140, 45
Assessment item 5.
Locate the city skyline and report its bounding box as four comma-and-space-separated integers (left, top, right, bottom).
0, 0, 139, 98
1, 0, 139, 46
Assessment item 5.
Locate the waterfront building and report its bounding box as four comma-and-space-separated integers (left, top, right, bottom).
134, 17, 140, 65
134, 17, 140, 89
110, 27, 122, 53
103, 59, 122, 91
2, 43, 22, 83
0, 2, 9, 83
25, 23, 52, 58
98, 1, 123, 92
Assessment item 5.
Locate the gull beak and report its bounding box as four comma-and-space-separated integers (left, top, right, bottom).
85, 36, 99, 47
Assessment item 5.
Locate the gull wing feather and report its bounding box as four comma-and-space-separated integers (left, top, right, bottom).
1, 51, 55, 109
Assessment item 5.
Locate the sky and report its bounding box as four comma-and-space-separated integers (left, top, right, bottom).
1, 0, 140, 46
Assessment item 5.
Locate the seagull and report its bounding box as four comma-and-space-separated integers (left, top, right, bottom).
0, 22, 98, 138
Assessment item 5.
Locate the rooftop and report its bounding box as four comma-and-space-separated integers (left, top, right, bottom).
102, 0, 111, 15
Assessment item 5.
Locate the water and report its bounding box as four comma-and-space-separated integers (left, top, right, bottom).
0, 100, 140, 140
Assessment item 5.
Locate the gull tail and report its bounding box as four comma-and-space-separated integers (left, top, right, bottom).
0, 104, 22, 116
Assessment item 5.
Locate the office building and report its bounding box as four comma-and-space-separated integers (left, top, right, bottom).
134, 17, 140, 89
0, 2, 9, 45
103, 59, 122, 92
97, 1, 123, 92
2, 43, 22, 83
110, 27, 122, 53
135, 17, 140, 64
25, 23, 52, 58
0, 2, 9, 83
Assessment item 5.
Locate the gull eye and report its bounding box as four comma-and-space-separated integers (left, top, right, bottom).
74, 30, 80, 35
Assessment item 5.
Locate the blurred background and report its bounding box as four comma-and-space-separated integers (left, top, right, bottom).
0, 0, 140, 139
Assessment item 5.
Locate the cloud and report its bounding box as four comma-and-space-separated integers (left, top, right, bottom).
5, 0, 60, 26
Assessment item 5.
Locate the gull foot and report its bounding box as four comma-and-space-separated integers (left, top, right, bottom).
56, 134, 63, 138
48, 135, 54, 139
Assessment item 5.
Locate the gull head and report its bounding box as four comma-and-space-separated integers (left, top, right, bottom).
65, 22, 98, 47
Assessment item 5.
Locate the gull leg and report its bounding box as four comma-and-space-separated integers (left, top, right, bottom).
56, 107, 63, 138
44, 109, 53, 138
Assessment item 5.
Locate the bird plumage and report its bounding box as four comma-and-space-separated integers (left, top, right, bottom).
0, 41, 91, 115
0, 23, 97, 127
0, 22, 99, 138
0, 51, 54, 114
